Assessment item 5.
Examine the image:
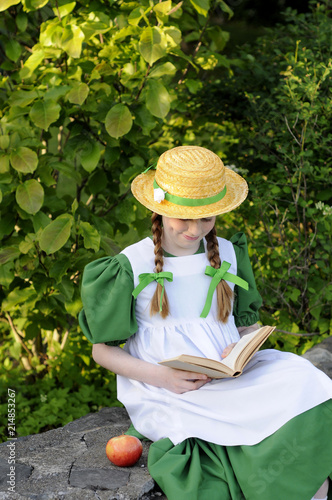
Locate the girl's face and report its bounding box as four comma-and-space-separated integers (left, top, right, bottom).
161, 216, 216, 256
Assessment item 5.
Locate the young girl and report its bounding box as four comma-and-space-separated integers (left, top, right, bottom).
79, 146, 332, 500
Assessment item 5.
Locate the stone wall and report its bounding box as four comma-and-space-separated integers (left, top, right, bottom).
1, 337, 331, 500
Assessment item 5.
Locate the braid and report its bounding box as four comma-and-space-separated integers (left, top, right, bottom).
205, 227, 233, 322
150, 212, 170, 318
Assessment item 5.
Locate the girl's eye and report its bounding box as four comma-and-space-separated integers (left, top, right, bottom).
202, 218, 213, 222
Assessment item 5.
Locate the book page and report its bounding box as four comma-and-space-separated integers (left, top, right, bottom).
219, 326, 274, 371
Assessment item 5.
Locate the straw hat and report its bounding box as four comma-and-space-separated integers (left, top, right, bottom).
131, 145, 248, 219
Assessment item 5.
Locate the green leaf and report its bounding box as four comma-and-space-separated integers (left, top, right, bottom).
139, 27, 167, 65
135, 106, 157, 136
196, 52, 219, 70
40, 19, 63, 47
50, 161, 82, 184
164, 27, 182, 47
0, 214, 15, 239
185, 79, 203, 94
145, 79, 171, 118
25, 0, 49, 10
66, 83, 89, 105
71, 198, 78, 215
8, 89, 39, 108
208, 26, 229, 51
128, 6, 147, 26
61, 25, 85, 58
153, 0, 172, 15
0, 262, 14, 287
3, 287, 37, 311
19, 49, 45, 79
45, 86, 71, 101
56, 174, 78, 198
0, 154, 10, 173
0, 0, 20, 12
79, 221, 100, 252
52, 1, 76, 17
19, 234, 36, 254
218, 0, 234, 19
16, 180, 44, 215
80, 142, 101, 173
289, 288, 301, 302
154, 0, 172, 23
32, 211, 51, 232
49, 257, 71, 282
29, 100, 61, 130
105, 103, 133, 139
57, 276, 74, 301
0, 135, 10, 149
148, 62, 176, 78
5, 39, 22, 62
39, 215, 73, 254
10, 147, 38, 173
189, 0, 210, 16
16, 12, 28, 32
0, 247, 20, 265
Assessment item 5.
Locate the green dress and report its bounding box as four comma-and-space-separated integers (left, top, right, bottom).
79, 233, 332, 500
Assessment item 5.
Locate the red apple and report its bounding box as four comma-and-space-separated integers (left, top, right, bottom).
106, 434, 143, 467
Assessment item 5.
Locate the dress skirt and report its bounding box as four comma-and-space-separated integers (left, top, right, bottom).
147, 399, 332, 500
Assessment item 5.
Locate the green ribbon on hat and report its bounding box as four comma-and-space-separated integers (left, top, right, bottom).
200, 261, 249, 318
132, 272, 173, 313
153, 180, 227, 207
143, 162, 157, 174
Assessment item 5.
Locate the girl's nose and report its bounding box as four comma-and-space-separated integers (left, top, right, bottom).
187, 220, 201, 236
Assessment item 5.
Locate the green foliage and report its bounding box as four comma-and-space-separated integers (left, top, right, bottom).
0, 330, 120, 440
197, 0, 332, 345
0, 0, 234, 440
1, 0, 331, 441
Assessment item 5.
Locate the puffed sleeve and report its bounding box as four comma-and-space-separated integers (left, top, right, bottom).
78, 253, 138, 346
230, 232, 263, 327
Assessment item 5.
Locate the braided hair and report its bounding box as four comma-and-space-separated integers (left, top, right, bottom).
205, 226, 233, 322
149, 215, 232, 321
150, 212, 170, 318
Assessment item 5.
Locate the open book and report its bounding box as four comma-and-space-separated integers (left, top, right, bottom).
159, 325, 276, 379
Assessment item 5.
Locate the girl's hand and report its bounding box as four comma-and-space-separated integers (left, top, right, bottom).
221, 342, 237, 358
92, 343, 211, 394
159, 366, 212, 394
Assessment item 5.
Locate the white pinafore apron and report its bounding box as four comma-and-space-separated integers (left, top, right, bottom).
117, 237, 332, 446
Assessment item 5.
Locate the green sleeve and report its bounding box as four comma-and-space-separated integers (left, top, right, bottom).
230, 232, 263, 328
78, 253, 137, 346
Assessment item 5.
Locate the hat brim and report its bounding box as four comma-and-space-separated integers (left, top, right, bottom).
131, 168, 249, 219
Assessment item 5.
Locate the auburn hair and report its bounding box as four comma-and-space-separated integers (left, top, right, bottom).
205, 226, 233, 322
149, 214, 233, 321
150, 212, 170, 318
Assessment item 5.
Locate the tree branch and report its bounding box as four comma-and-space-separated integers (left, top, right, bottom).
5, 313, 33, 364
98, 188, 131, 216
274, 328, 321, 337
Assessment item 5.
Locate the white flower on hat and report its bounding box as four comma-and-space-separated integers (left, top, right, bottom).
154, 188, 166, 203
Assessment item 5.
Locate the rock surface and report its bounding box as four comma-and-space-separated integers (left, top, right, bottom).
1, 337, 331, 500
302, 335, 332, 379
0, 407, 165, 500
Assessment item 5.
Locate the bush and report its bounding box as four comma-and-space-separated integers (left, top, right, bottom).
195, 0, 332, 349
0, 0, 235, 441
